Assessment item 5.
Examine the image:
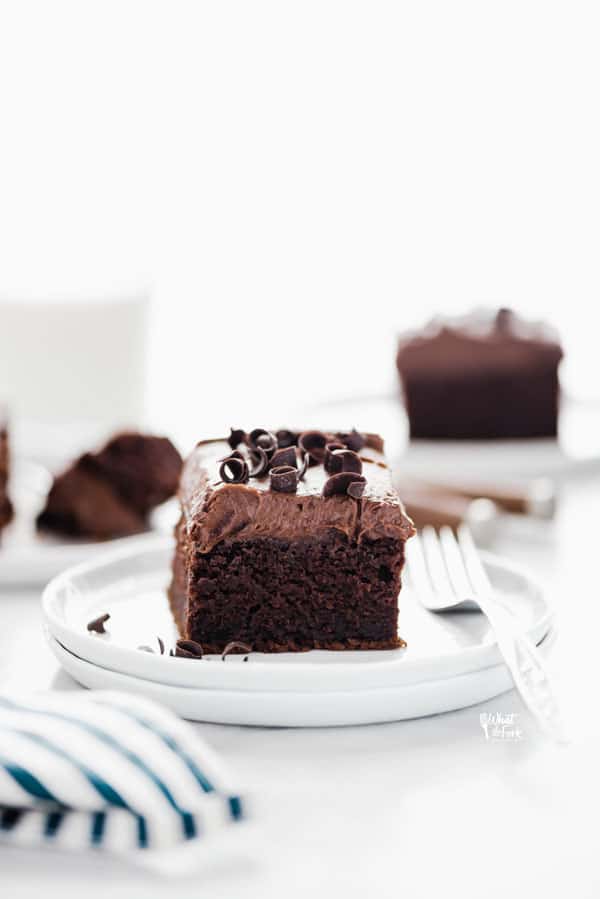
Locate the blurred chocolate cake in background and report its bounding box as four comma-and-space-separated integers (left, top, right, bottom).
37, 432, 183, 540
0, 409, 13, 536
396, 308, 563, 440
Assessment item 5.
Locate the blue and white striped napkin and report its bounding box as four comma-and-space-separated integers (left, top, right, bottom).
0, 690, 250, 873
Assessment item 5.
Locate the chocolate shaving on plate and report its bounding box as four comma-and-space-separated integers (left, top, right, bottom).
336, 429, 366, 453
174, 639, 204, 659
322, 472, 367, 499
138, 645, 154, 653
269, 446, 297, 470
270, 465, 298, 493
157, 637, 165, 655
87, 613, 110, 634
228, 428, 246, 450
222, 641, 252, 661
219, 456, 250, 484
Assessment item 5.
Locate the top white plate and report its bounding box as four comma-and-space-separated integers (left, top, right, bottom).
42, 536, 551, 695
0, 458, 178, 586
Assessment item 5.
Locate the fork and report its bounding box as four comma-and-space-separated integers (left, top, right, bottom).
406, 524, 567, 743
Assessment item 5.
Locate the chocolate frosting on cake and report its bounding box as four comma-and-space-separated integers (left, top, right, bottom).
179, 432, 414, 553
397, 307, 563, 379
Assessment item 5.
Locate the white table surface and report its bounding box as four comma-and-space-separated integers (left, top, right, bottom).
0, 475, 598, 899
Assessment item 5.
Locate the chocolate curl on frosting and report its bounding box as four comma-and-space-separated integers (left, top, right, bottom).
325, 448, 363, 475
298, 430, 328, 466
249, 447, 270, 478
324, 442, 346, 473
219, 456, 250, 484
335, 429, 366, 453
269, 446, 297, 470
276, 429, 299, 448
248, 429, 278, 456
270, 465, 299, 493
322, 472, 367, 499
228, 428, 246, 450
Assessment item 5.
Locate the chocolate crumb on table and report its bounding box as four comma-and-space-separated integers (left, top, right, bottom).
168, 428, 415, 653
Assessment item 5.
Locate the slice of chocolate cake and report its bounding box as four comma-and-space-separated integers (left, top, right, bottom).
0, 410, 13, 536
396, 308, 563, 440
168, 428, 415, 653
37, 432, 183, 540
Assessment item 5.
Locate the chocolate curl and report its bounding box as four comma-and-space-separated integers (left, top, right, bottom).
269, 446, 297, 470
335, 429, 366, 453
276, 429, 299, 448
298, 430, 328, 466
322, 472, 367, 499
219, 456, 250, 484
228, 428, 246, 450
270, 465, 299, 493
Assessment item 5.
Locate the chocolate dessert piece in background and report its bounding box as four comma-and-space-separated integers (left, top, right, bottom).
0, 410, 13, 536
37, 432, 183, 540
168, 429, 415, 653
396, 308, 563, 440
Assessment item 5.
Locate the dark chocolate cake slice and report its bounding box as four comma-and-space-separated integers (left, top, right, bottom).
0, 410, 13, 536
396, 308, 563, 440
168, 429, 415, 653
37, 432, 183, 540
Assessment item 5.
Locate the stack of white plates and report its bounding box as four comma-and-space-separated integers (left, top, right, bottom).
42, 537, 552, 727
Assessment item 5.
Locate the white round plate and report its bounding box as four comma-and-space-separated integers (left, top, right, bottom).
0, 458, 178, 586
299, 393, 600, 480
43, 537, 552, 725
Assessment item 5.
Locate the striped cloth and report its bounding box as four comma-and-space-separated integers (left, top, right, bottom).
0, 690, 248, 871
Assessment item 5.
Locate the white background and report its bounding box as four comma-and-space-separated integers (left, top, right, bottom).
0, 0, 598, 440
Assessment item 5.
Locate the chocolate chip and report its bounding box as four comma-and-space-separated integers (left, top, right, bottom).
249, 447, 270, 478
228, 428, 246, 450
174, 639, 204, 659
322, 472, 367, 499
269, 446, 297, 470
336, 429, 366, 453
324, 442, 346, 473
276, 429, 298, 448
219, 456, 250, 484
87, 613, 110, 634
222, 641, 252, 660
270, 465, 298, 493
298, 430, 328, 465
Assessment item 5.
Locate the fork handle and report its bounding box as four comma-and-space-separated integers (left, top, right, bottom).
478, 596, 567, 743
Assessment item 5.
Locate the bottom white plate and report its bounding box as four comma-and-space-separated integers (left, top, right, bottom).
49, 633, 552, 727
43, 537, 553, 726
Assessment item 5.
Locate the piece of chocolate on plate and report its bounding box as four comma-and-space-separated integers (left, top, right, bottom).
396, 308, 563, 440
0, 408, 13, 537
168, 429, 415, 653
37, 432, 183, 540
